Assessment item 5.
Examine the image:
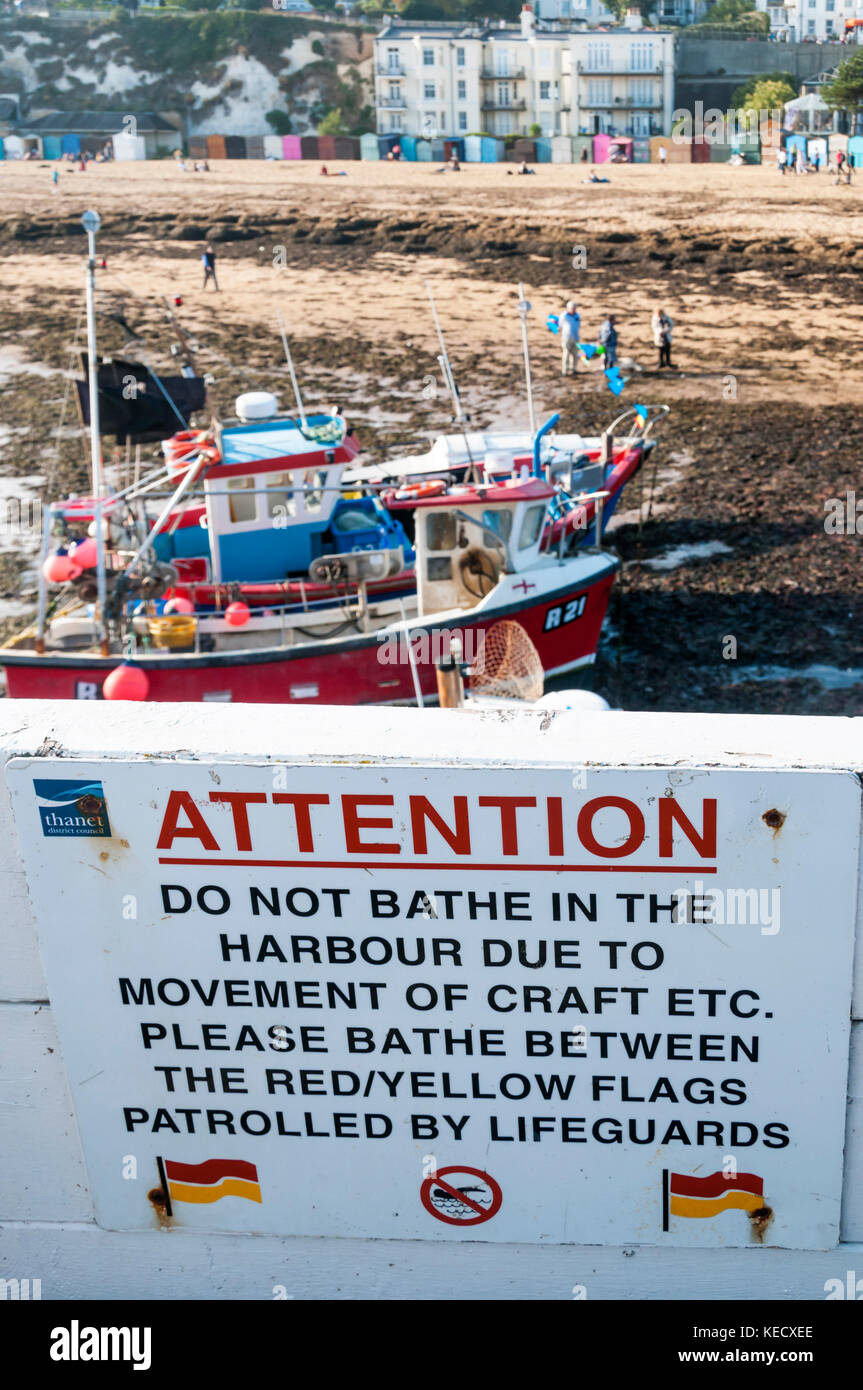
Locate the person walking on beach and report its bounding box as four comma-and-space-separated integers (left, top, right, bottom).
599, 314, 618, 371
652, 306, 673, 370
658, 144, 668, 168
561, 300, 581, 376
776, 147, 787, 175
201, 242, 219, 292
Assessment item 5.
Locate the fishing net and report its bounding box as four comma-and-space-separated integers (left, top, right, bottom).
470, 620, 544, 703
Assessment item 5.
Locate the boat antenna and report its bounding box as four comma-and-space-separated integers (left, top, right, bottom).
163, 295, 198, 376
426, 281, 465, 424
426, 281, 478, 478
82, 209, 108, 654
517, 282, 537, 438
276, 308, 308, 427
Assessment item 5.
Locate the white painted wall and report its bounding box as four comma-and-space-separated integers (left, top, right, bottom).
2, 703, 862, 1299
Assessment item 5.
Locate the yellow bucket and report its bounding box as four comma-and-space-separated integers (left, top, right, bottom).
147, 614, 197, 649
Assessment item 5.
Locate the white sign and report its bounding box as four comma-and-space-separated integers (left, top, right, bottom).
9, 757, 858, 1248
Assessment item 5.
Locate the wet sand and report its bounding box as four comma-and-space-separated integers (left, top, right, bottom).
0, 158, 860, 712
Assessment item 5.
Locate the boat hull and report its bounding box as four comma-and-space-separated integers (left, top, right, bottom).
3, 566, 616, 705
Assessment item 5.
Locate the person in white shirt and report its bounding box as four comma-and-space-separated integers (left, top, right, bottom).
560, 300, 581, 376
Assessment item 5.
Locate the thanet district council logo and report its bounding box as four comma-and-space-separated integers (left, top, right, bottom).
34, 779, 111, 838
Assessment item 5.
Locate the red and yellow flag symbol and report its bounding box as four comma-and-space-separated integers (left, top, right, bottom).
160, 1158, 262, 1208
662, 1170, 763, 1229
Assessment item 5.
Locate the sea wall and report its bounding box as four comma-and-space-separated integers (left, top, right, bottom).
1, 702, 863, 1298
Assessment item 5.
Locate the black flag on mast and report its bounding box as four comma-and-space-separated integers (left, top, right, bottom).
75, 353, 206, 444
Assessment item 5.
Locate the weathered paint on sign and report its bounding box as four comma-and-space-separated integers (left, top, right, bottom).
8, 757, 858, 1248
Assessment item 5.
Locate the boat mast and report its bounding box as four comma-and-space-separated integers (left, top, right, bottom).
276, 309, 308, 427
425, 281, 477, 475
426, 281, 465, 424
82, 209, 108, 654
517, 282, 537, 438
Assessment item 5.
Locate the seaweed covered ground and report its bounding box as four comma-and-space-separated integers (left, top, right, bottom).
0, 158, 861, 712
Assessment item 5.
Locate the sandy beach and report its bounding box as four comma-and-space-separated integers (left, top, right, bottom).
1, 157, 861, 712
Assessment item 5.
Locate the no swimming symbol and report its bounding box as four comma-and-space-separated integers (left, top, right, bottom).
420, 1166, 503, 1227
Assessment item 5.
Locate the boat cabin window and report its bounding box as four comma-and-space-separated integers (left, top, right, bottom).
426, 512, 457, 551
305, 469, 327, 513
266, 471, 296, 520
227, 476, 256, 524
427, 556, 452, 581
518, 503, 546, 550
481, 509, 513, 544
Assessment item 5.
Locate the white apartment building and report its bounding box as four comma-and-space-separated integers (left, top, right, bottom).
374, 6, 676, 141
754, 0, 861, 39
375, 9, 570, 139
534, 0, 706, 23
571, 22, 676, 136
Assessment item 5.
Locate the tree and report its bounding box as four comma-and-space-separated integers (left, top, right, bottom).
266, 109, 292, 135
731, 70, 796, 108
318, 108, 345, 135
704, 0, 752, 20
601, 0, 651, 21
823, 51, 863, 110
742, 77, 796, 117
528, 121, 542, 137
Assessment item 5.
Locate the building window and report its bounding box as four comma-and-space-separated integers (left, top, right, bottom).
807, 17, 815, 28
587, 78, 612, 105
630, 78, 654, 107
458, 79, 466, 99
424, 82, 435, 99
497, 82, 511, 106
387, 47, 400, 72
458, 111, 467, 130
423, 47, 434, 65
495, 49, 510, 76
539, 47, 552, 68
456, 46, 465, 66
539, 80, 551, 100
586, 41, 611, 72
389, 83, 401, 101
630, 41, 654, 72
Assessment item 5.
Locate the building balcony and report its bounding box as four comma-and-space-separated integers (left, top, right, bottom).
576, 62, 665, 75
377, 62, 406, 76
579, 98, 663, 110
377, 97, 408, 109
481, 98, 528, 111
480, 67, 527, 81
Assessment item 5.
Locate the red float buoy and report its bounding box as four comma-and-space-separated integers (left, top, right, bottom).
224, 601, 251, 627
70, 537, 99, 570
42, 552, 82, 585
165, 596, 195, 615
103, 663, 150, 701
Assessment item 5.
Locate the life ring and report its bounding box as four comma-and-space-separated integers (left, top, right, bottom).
163, 429, 212, 460
393, 479, 447, 502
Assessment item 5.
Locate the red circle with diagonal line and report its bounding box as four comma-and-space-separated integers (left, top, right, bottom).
420, 1166, 503, 1226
